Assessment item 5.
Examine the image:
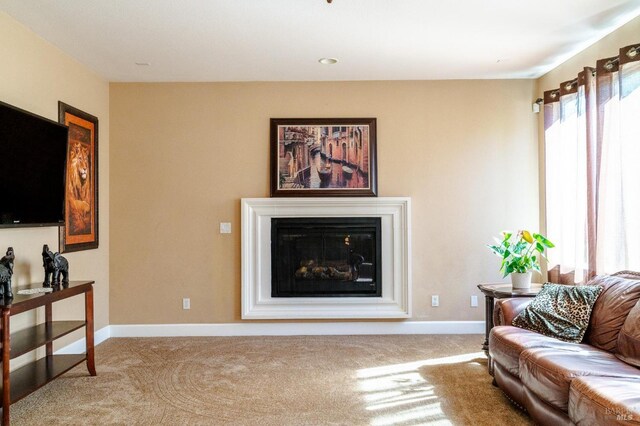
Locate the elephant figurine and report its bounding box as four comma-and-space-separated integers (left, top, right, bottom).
0, 247, 15, 299
42, 244, 69, 288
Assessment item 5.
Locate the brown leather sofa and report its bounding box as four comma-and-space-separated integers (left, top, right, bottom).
489, 272, 640, 425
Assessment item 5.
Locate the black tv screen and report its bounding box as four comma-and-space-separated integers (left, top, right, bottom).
0, 101, 68, 227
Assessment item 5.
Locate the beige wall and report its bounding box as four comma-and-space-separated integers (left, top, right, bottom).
110, 80, 538, 323
0, 4, 635, 335
0, 12, 110, 363
536, 15, 640, 236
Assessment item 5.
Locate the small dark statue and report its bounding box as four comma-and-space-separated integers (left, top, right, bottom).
0, 247, 15, 299
42, 244, 69, 288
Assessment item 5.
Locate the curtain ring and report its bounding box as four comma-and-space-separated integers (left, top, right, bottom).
604, 61, 615, 71
627, 47, 638, 59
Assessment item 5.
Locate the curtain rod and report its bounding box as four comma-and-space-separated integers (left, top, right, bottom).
547, 46, 639, 99
545, 45, 638, 101
547, 69, 596, 98
603, 45, 639, 70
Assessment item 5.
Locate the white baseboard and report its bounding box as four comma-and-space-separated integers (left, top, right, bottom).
110, 321, 484, 337
54, 321, 484, 353
55, 326, 112, 355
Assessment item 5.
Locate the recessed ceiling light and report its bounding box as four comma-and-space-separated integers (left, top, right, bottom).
135, 62, 150, 66
318, 58, 338, 65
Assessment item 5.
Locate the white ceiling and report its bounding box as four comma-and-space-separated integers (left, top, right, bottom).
2, 0, 640, 82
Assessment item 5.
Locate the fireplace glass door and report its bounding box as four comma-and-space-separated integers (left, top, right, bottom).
271, 217, 381, 297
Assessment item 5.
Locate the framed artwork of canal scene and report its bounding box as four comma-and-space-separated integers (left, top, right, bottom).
270, 118, 377, 197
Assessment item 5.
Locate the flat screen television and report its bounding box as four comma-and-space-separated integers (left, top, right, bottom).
0, 101, 68, 228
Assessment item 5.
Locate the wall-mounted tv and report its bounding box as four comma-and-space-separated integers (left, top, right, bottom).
0, 101, 68, 228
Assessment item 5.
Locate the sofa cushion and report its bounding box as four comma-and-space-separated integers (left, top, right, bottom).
586, 275, 640, 352
519, 346, 640, 412
612, 271, 640, 281
569, 376, 640, 425
512, 283, 603, 343
489, 326, 578, 376
617, 301, 640, 367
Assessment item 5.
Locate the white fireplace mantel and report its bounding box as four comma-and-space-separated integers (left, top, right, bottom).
241, 197, 412, 319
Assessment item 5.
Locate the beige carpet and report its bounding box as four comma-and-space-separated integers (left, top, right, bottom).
11, 335, 532, 425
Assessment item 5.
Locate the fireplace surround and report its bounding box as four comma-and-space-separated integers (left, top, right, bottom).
241, 197, 411, 319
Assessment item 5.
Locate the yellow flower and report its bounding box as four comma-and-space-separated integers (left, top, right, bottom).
522, 230, 533, 244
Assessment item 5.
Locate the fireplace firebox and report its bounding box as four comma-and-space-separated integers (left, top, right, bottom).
271, 217, 382, 297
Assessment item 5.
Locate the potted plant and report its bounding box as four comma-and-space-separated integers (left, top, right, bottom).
487, 230, 554, 289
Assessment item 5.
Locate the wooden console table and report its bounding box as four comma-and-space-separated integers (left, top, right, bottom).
0, 281, 95, 425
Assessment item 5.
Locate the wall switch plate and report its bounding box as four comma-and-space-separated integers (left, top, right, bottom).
471, 295, 478, 307
182, 298, 190, 310
220, 222, 231, 234
431, 295, 439, 307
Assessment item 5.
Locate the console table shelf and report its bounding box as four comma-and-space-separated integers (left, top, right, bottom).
2, 354, 86, 406
0, 281, 95, 425
9, 321, 86, 359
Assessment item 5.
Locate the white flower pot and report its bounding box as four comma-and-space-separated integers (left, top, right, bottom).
511, 271, 532, 289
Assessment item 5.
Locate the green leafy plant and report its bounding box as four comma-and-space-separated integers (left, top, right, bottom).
487, 230, 554, 277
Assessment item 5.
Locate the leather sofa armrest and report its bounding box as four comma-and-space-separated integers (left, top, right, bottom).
495, 297, 534, 325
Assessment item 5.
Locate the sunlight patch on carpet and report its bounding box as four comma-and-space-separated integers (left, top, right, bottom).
369, 403, 452, 426
357, 352, 486, 425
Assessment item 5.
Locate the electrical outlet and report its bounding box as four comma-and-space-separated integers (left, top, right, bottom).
182, 298, 190, 310
431, 295, 439, 307
471, 295, 479, 307
220, 222, 232, 234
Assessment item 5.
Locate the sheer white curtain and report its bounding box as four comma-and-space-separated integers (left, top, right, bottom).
544, 44, 640, 283
544, 81, 589, 283
597, 54, 640, 273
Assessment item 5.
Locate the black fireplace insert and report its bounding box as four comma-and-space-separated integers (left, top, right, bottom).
271, 217, 381, 297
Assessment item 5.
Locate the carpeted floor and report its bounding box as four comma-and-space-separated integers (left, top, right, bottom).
11, 335, 532, 425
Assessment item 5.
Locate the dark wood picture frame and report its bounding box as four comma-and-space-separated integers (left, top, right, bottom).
270, 118, 377, 197
58, 102, 99, 253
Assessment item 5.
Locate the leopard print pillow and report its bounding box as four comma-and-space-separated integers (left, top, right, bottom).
512, 283, 603, 343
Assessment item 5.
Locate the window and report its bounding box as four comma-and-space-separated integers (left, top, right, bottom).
544, 44, 640, 283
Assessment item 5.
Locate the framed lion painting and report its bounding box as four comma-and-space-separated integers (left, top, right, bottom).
58, 102, 99, 252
